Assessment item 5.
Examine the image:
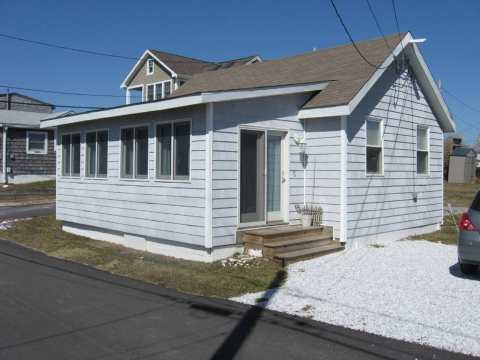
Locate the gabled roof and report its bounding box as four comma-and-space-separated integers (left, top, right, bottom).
452, 146, 476, 157
121, 50, 261, 88
45, 32, 455, 133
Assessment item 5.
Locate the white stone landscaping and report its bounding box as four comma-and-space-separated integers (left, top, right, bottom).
232, 240, 480, 357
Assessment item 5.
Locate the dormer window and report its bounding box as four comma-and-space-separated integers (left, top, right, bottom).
147, 59, 154, 75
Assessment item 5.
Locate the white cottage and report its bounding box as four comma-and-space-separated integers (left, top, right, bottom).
42, 32, 455, 262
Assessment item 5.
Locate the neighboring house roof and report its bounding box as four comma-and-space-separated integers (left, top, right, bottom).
121, 50, 261, 88
43, 32, 455, 134
0, 109, 71, 128
452, 146, 476, 157
0, 92, 56, 111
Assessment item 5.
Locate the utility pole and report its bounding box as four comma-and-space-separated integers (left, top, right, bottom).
2, 88, 9, 184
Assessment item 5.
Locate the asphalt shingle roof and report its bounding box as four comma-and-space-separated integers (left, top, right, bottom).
172, 33, 406, 109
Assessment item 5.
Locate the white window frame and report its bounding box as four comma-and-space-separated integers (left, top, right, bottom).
61, 132, 81, 177
154, 119, 192, 182
149, 80, 173, 101
85, 129, 109, 179
119, 125, 150, 180
146, 58, 154, 75
416, 125, 430, 176
146, 84, 155, 102
26, 131, 48, 155
365, 117, 384, 176
126, 85, 144, 104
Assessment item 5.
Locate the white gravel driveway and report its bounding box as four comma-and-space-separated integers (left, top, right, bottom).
232, 240, 480, 357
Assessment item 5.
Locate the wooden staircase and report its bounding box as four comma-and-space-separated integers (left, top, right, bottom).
240, 225, 344, 266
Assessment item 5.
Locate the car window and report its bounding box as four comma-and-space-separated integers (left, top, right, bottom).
470, 191, 480, 211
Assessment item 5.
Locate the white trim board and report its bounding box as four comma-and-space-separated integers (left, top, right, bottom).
41, 82, 329, 128
298, 33, 455, 133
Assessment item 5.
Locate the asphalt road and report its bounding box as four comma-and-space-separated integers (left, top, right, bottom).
0, 202, 55, 221
0, 240, 473, 360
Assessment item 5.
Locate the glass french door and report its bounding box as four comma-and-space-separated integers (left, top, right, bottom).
240, 129, 285, 225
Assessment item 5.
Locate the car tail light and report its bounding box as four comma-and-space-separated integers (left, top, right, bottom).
459, 213, 478, 231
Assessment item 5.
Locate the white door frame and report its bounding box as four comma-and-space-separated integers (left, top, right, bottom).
237, 125, 288, 228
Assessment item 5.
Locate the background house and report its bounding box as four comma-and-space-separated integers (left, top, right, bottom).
0, 92, 69, 183
448, 146, 477, 183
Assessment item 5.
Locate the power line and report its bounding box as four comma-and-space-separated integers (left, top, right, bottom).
442, 87, 480, 113
365, 0, 392, 51
391, 0, 405, 55
0, 84, 141, 99
329, 0, 386, 69
0, 32, 257, 65
0, 100, 103, 110
0, 33, 137, 60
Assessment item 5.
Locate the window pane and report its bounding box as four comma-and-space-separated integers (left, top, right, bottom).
174, 122, 190, 179
97, 131, 108, 177
146, 85, 154, 102
164, 82, 171, 97
86, 132, 96, 177
29, 133, 46, 151
367, 120, 381, 146
157, 124, 171, 178
155, 83, 162, 100
147, 59, 154, 74
62, 135, 71, 176
121, 128, 134, 178
71, 134, 81, 176
135, 127, 149, 178
417, 127, 428, 151
417, 151, 428, 174
367, 147, 382, 174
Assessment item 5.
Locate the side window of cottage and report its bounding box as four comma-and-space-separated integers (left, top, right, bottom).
121, 127, 148, 179
366, 118, 383, 175
61, 133, 81, 176
156, 121, 190, 180
27, 131, 48, 154
86, 130, 108, 178
417, 126, 429, 174
155, 83, 163, 100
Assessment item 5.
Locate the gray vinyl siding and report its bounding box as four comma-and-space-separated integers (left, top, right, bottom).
56, 105, 207, 247
305, 117, 341, 235
211, 94, 310, 246
346, 64, 443, 240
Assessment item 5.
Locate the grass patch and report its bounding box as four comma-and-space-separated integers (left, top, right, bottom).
0, 180, 55, 203
0, 215, 283, 298
444, 181, 480, 208
409, 215, 459, 245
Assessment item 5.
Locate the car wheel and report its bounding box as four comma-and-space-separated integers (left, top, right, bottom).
460, 263, 479, 275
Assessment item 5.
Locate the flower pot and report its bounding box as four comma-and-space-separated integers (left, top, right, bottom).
302, 214, 312, 227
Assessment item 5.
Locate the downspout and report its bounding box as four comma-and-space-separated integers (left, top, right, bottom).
205, 103, 213, 251
339, 116, 348, 244
2, 126, 7, 184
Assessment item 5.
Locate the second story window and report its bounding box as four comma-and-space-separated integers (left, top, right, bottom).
417, 126, 429, 175
164, 81, 171, 97
146, 84, 155, 102
147, 59, 154, 75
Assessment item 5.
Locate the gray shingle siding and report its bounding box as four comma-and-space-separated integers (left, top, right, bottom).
346, 64, 443, 241
0, 94, 54, 113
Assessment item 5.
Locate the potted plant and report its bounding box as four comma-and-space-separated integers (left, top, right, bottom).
295, 204, 323, 228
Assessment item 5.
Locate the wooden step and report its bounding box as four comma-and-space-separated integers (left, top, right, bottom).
241, 225, 326, 245
273, 243, 344, 266
262, 234, 333, 257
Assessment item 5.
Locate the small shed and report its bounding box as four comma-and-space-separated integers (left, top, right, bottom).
448, 146, 477, 183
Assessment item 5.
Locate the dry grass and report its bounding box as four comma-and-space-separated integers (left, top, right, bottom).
444, 181, 480, 208
0, 215, 283, 298
409, 215, 459, 245
0, 180, 55, 204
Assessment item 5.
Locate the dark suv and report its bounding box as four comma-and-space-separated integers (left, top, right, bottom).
458, 192, 480, 274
